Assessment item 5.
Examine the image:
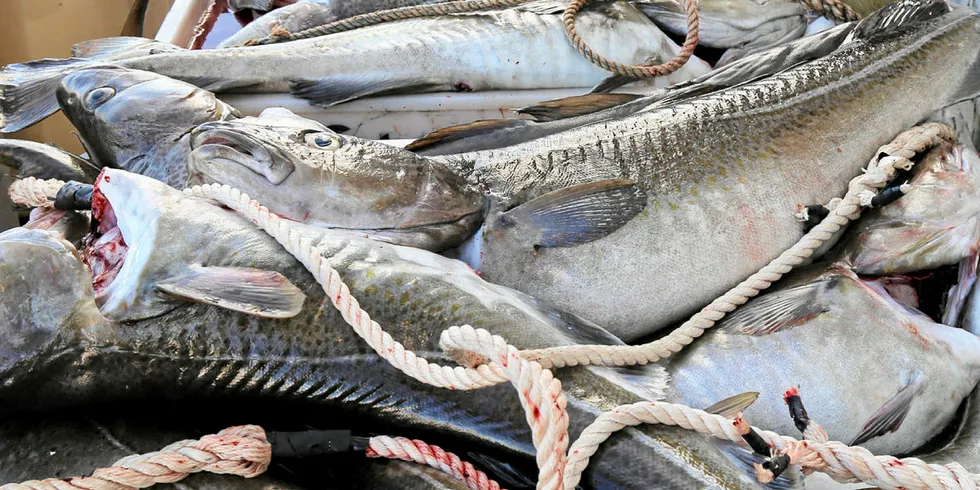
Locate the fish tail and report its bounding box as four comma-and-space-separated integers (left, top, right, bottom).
0, 58, 97, 133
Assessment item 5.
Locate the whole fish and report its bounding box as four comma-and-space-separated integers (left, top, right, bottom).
437, 0, 980, 341
632, 0, 807, 65
0, 168, 781, 489
0, 139, 100, 182
0, 1, 711, 133
187, 108, 485, 251
55, 66, 239, 188
832, 142, 980, 275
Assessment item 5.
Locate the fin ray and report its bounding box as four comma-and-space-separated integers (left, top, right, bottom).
848, 372, 926, 446
503, 179, 648, 248
156, 265, 306, 318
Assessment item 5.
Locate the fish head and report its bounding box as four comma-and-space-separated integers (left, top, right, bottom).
187, 108, 486, 251
83, 168, 308, 321
0, 227, 107, 375
836, 143, 980, 274
56, 66, 239, 170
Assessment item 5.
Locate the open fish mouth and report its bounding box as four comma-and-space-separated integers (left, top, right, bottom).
189, 126, 294, 185
80, 169, 160, 313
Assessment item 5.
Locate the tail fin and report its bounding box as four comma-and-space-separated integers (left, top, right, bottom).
0, 58, 96, 133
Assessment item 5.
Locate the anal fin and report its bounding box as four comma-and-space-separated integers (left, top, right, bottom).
516, 93, 643, 122
848, 371, 926, 446
156, 264, 306, 318
290, 76, 443, 107
501, 179, 647, 248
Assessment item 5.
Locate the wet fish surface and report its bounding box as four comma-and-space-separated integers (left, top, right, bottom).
433, 1, 980, 341
0, 168, 785, 489
633, 0, 807, 64
0, 1, 710, 133
187, 109, 486, 251
0, 139, 100, 182
56, 66, 239, 187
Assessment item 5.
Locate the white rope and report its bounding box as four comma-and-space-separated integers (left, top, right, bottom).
5, 123, 962, 490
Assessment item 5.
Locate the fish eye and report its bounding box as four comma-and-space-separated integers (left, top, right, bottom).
304, 132, 343, 150
83, 87, 116, 110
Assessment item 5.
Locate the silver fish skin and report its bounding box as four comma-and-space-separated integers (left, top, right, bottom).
0, 169, 780, 489
186, 108, 485, 252
920, 276, 980, 471
0, 139, 99, 182
434, 2, 980, 341
56, 67, 239, 188
663, 263, 980, 456
0, 1, 711, 133
632, 0, 807, 64
410, 21, 857, 156
219, 1, 337, 47
832, 142, 980, 275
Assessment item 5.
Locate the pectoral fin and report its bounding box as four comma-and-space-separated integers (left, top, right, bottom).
848, 372, 926, 446
290, 76, 442, 107
723, 278, 837, 335
156, 265, 305, 318
704, 392, 760, 419
516, 93, 643, 122
502, 179, 647, 248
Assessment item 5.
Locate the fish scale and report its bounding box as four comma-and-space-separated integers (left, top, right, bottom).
438, 5, 980, 340
0, 174, 780, 489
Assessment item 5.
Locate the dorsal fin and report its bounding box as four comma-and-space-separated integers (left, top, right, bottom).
406, 119, 528, 152
516, 93, 643, 122
850, 0, 951, 41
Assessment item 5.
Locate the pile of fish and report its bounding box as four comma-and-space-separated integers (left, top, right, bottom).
0, 0, 979, 488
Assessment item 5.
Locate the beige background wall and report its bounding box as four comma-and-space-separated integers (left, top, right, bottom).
0, 0, 176, 153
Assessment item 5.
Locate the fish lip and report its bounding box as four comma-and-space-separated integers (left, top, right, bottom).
189, 124, 294, 185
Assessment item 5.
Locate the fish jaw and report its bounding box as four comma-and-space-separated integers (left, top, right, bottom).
187, 113, 486, 251
84, 168, 168, 319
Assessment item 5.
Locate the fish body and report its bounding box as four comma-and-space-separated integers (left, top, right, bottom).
435, 2, 980, 340
220, 1, 337, 47
632, 0, 808, 64
664, 264, 980, 455
0, 1, 710, 133
921, 277, 980, 471
0, 169, 779, 489
832, 142, 980, 275
56, 67, 239, 188
187, 108, 485, 251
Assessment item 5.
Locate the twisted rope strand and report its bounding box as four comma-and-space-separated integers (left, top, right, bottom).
7, 177, 65, 208
367, 436, 504, 490
0, 426, 271, 490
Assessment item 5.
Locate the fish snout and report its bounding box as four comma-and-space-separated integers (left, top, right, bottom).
189, 125, 293, 185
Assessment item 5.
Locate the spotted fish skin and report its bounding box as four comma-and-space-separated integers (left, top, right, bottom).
0, 173, 772, 490
437, 4, 980, 341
